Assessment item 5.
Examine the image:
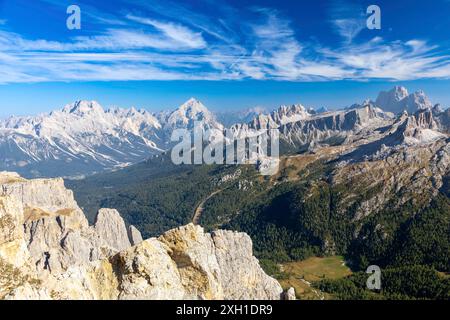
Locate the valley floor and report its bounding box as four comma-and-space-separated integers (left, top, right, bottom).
277, 256, 352, 300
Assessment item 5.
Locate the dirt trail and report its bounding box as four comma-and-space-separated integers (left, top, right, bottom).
192, 189, 223, 225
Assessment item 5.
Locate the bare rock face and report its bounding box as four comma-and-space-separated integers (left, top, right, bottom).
44, 224, 284, 300
283, 287, 296, 300
114, 238, 186, 300
0, 172, 284, 300
375, 86, 432, 115
0, 195, 30, 269
158, 224, 224, 299
332, 138, 450, 222
128, 225, 144, 246
94, 208, 132, 252
0, 173, 141, 274
210, 229, 283, 300
0, 195, 43, 299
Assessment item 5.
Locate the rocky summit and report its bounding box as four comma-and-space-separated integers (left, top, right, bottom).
0, 172, 285, 300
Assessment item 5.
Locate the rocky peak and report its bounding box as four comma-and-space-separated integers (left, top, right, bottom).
180, 98, 208, 113
272, 104, 311, 124
433, 104, 444, 114
391, 109, 446, 146
393, 86, 409, 100
434, 107, 450, 134
404, 90, 432, 111
113, 224, 284, 300
375, 86, 432, 115
375, 86, 409, 111
173, 98, 210, 120
128, 225, 143, 246
396, 110, 410, 123
352, 104, 384, 124
215, 107, 267, 127
242, 103, 312, 131
0, 173, 85, 221
0, 172, 24, 184
410, 109, 437, 129
316, 106, 329, 114
62, 100, 104, 116
0, 100, 166, 178
165, 98, 223, 131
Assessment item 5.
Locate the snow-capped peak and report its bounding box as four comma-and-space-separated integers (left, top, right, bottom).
316, 106, 329, 114
0, 100, 167, 178
174, 98, 211, 118
407, 90, 432, 110
375, 86, 432, 115
166, 98, 222, 130
392, 86, 409, 101
179, 98, 208, 113
62, 100, 104, 116
271, 104, 311, 125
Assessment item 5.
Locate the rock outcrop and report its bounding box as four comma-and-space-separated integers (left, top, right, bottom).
283, 287, 296, 300
128, 225, 144, 246
94, 208, 132, 252
0, 173, 142, 274
0, 172, 284, 300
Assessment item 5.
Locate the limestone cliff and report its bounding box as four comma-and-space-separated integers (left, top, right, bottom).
1, 172, 142, 274
0, 172, 284, 300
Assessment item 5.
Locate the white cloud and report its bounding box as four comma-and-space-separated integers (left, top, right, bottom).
329, 0, 366, 44
321, 38, 450, 80
237, 62, 266, 79
251, 10, 295, 40
237, 10, 305, 80
126, 14, 206, 49
122, 0, 240, 44
0, 26, 205, 53
333, 18, 366, 44
73, 29, 198, 51
0, 6, 449, 83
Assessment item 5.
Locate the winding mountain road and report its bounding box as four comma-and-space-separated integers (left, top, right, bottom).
192, 189, 223, 225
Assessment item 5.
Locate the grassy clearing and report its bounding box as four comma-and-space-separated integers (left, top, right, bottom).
278, 256, 352, 300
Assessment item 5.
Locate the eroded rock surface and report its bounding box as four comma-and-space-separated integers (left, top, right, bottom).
0, 173, 142, 274
0, 173, 284, 300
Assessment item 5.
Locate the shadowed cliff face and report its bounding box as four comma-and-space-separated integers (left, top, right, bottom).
0, 172, 285, 300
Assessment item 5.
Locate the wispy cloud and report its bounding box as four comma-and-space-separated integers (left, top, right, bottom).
0, 27, 204, 52
40, 0, 128, 26
123, 0, 241, 44
333, 18, 366, 44
242, 9, 304, 80
126, 14, 206, 49
321, 37, 450, 80
329, 0, 366, 44
0, 1, 449, 83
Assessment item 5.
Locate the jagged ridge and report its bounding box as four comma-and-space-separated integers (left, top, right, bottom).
0, 172, 286, 300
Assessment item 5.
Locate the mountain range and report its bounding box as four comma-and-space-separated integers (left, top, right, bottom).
66, 86, 450, 300
0, 98, 220, 178
1, 85, 447, 300
0, 86, 447, 178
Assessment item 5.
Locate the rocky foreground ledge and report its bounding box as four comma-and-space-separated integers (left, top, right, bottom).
0, 172, 289, 300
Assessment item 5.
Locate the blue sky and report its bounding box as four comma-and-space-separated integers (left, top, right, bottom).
0, 0, 450, 116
